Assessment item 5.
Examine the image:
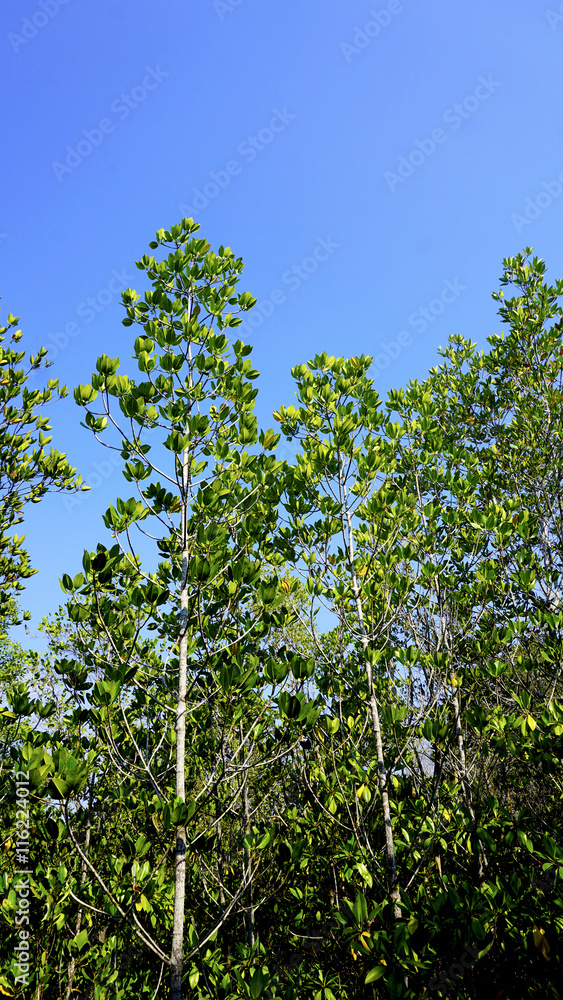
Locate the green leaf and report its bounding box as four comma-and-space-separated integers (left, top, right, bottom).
517, 829, 534, 852
352, 891, 368, 925
323, 715, 340, 736
471, 917, 485, 940
365, 967, 385, 984
74, 383, 98, 405
51, 775, 70, 797
262, 660, 284, 684
96, 354, 120, 376
73, 929, 89, 951
279, 692, 303, 720
250, 969, 268, 999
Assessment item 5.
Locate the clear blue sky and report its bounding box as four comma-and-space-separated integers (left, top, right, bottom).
1, 0, 563, 647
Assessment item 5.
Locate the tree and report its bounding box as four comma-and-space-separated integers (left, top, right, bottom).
0, 305, 83, 624
47, 220, 317, 999
385, 250, 563, 996
272, 354, 493, 991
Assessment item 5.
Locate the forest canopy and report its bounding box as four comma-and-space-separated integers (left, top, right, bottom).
1, 222, 562, 1000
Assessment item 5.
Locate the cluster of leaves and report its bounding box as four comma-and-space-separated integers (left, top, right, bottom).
0, 307, 83, 625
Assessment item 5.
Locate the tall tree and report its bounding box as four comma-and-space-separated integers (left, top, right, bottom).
52, 220, 312, 999
0, 305, 82, 625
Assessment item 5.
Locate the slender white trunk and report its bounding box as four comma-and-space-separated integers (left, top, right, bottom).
450, 671, 487, 877
65, 799, 92, 1000
170, 301, 193, 1000
340, 471, 401, 919
450, 675, 474, 819
242, 763, 255, 948
170, 532, 188, 999
215, 786, 227, 913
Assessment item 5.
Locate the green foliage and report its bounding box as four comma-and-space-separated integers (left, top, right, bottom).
1, 244, 563, 999
0, 306, 84, 625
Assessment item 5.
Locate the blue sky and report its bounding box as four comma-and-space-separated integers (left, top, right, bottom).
2, 0, 563, 647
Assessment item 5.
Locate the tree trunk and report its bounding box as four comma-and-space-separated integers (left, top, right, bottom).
214, 785, 228, 956
450, 671, 487, 877
341, 474, 401, 919
170, 479, 189, 1000
65, 794, 92, 1000
242, 762, 255, 949
170, 301, 193, 1000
